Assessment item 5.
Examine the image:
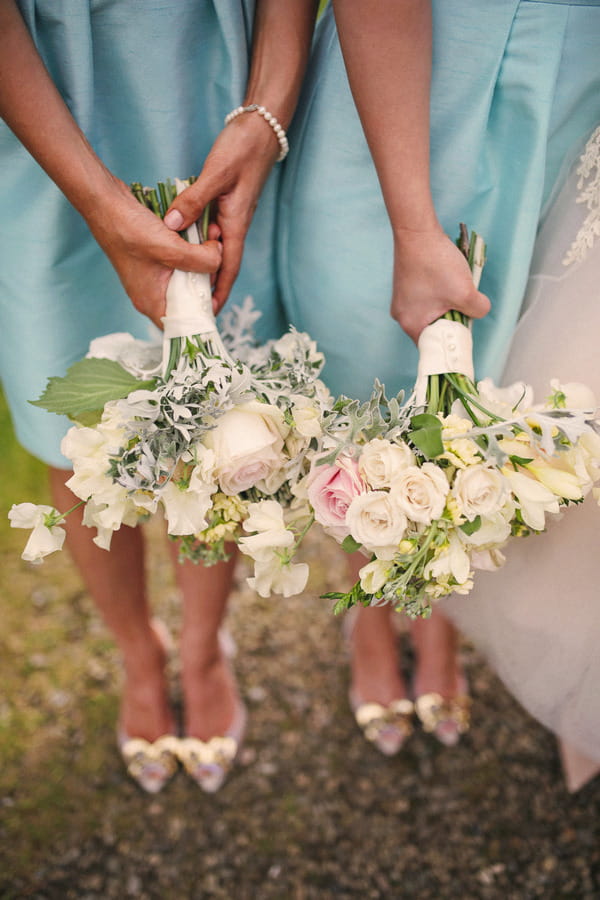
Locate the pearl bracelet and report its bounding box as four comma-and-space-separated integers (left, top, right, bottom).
224, 104, 289, 162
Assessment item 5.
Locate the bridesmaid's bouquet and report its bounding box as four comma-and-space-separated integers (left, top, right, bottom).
309, 228, 600, 618
9, 180, 331, 598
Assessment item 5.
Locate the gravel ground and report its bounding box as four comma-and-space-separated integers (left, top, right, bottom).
1, 524, 599, 900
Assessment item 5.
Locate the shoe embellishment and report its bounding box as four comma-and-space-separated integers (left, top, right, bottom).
176, 735, 239, 793
120, 734, 180, 794
414, 692, 471, 746
354, 698, 414, 756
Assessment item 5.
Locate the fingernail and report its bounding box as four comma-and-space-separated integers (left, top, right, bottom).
164, 209, 184, 230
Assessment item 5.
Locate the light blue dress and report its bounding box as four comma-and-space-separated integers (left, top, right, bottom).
278, 0, 600, 401
0, 0, 286, 467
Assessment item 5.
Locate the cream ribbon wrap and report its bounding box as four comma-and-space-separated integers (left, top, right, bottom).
160, 177, 221, 372
414, 319, 474, 406
161, 269, 217, 371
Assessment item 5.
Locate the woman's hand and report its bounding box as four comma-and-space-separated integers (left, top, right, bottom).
85, 176, 223, 328
163, 113, 280, 314
391, 228, 491, 343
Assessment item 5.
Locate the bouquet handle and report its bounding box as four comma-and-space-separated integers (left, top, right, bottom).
161, 179, 223, 375
414, 319, 474, 406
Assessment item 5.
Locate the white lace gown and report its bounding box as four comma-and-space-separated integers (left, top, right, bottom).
444, 126, 600, 791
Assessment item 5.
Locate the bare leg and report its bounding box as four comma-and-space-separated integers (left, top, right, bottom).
170, 544, 240, 740
346, 552, 407, 704
410, 608, 464, 698
49, 467, 173, 740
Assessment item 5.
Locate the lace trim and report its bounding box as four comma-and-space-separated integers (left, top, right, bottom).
563, 126, 600, 266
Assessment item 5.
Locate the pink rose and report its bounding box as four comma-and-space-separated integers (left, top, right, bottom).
307, 456, 365, 540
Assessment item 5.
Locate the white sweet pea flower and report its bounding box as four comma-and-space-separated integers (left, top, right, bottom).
470, 548, 506, 571
452, 464, 509, 521
159, 477, 215, 535
458, 501, 514, 550
475, 378, 535, 418
358, 438, 415, 489
248, 553, 309, 598
87, 332, 162, 378
9, 503, 66, 563
548, 379, 597, 410
346, 491, 408, 558
239, 500, 294, 558
392, 463, 449, 525
503, 469, 560, 530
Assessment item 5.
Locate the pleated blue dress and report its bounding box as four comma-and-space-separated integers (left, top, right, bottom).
0, 0, 286, 467
278, 0, 600, 401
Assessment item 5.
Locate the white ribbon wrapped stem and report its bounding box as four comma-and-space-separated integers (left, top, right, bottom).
161, 179, 221, 372
414, 319, 474, 406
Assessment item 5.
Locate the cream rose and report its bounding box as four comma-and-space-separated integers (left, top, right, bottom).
452, 464, 509, 521
358, 439, 414, 489
346, 491, 408, 556
203, 401, 288, 495
392, 463, 449, 524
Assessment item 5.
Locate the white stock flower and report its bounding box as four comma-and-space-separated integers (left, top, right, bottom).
503, 469, 560, 530
203, 400, 289, 495
452, 464, 509, 521
526, 461, 583, 501
359, 558, 392, 594
424, 532, 471, 585
358, 439, 414, 489
392, 463, 449, 525
346, 491, 408, 557
9, 503, 66, 563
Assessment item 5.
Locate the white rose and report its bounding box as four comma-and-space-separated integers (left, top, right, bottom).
346, 491, 407, 556
452, 464, 509, 521
459, 502, 514, 549
392, 463, 449, 525
358, 439, 415, 489
203, 400, 289, 495
290, 395, 322, 439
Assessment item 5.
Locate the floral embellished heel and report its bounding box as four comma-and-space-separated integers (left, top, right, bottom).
350, 690, 414, 757
118, 732, 180, 794
177, 700, 247, 793
414, 677, 471, 747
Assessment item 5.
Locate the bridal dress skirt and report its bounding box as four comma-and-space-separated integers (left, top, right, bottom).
278, 0, 600, 401
444, 126, 600, 790
0, 0, 285, 468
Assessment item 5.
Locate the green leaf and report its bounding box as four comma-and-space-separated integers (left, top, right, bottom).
459, 515, 481, 536
341, 535, 362, 554
31, 358, 156, 417
509, 454, 534, 468
409, 413, 444, 458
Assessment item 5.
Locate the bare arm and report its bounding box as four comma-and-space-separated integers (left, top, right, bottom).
333, 0, 490, 342
0, 0, 221, 327
166, 0, 319, 311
